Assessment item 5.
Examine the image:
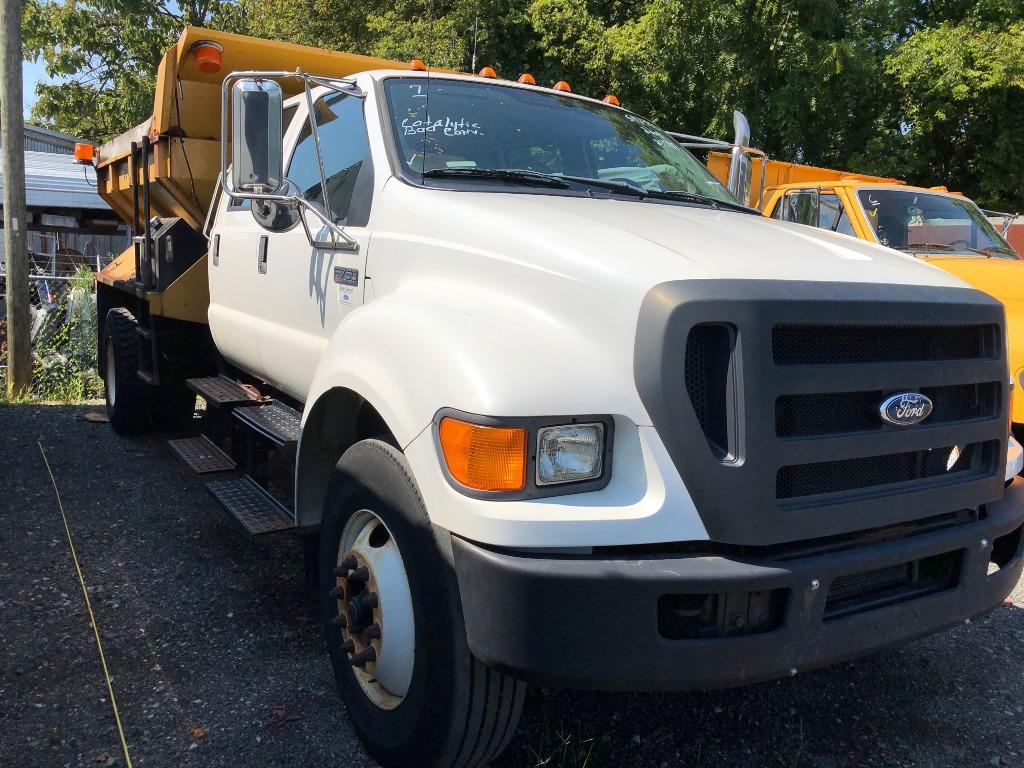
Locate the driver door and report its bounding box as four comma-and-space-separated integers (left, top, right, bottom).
250, 90, 375, 400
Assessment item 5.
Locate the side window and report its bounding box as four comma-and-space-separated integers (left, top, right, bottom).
780, 190, 819, 226
818, 193, 855, 235
288, 92, 373, 226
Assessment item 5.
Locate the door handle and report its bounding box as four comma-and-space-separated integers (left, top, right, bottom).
258, 235, 268, 274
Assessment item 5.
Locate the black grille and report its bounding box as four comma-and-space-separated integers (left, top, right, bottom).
772, 324, 997, 365
684, 324, 735, 459
776, 441, 997, 499
776, 382, 1000, 438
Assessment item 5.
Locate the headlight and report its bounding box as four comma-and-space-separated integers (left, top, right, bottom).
536, 423, 605, 485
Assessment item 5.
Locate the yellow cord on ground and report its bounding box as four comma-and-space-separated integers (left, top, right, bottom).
38, 440, 134, 768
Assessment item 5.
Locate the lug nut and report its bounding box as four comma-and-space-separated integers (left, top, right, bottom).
333, 614, 347, 628
364, 623, 382, 640
341, 555, 358, 570
330, 586, 345, 599
340, 639, 355, 654
350, 647, 377, 667
366, 592, 379, 608
349, 566, 370, 583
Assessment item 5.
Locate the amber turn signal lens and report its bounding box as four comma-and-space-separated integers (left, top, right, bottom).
439, 418, 527, 492
552, 80, 572, 92
517, 73, 536, 85
409, 59, 428, 71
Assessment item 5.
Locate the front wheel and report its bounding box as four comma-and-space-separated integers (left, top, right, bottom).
319, 439, 525, 768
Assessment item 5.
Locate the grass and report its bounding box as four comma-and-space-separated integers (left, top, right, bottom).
525, 716, 601, 768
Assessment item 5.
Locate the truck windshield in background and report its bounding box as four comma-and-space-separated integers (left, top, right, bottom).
858, 188, 1019, 259
383, 77, 737, 204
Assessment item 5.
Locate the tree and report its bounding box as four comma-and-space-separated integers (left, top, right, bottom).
23, 0, 242, 141
867, 20, 1024, 210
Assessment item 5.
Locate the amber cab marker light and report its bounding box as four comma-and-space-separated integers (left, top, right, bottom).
602, 94, 620, 106
192, 41, 223, 74
409, 59, 428, 71
478, 66, 498, 79
517, 73, 536, 85
553, 80, 572, 92
438, 417, 527, 492
73, 143, 94, 165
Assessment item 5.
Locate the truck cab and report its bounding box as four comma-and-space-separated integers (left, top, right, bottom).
91, 28, 1024, 768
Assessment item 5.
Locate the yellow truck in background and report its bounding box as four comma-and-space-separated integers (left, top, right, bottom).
707, 153, 1024, 435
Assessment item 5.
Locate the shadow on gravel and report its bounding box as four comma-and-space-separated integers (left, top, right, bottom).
3, 404, 1024, 768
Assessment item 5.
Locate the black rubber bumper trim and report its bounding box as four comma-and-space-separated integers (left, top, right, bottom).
453, 479, 1024, 691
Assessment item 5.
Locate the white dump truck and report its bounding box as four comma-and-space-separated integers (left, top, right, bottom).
89, 28, 1024, 768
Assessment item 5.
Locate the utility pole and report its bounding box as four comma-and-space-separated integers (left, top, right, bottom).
0, 0, 31, 396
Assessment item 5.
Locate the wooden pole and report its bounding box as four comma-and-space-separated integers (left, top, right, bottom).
1, 0, 31, 396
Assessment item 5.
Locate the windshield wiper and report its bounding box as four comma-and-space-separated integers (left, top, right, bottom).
897, 243, 955, 252
422, 167, 570, 189
655, 189, 756, 213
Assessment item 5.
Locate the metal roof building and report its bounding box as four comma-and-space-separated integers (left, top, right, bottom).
0, 129, 130, 270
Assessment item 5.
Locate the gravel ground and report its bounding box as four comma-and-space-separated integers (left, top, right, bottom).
2, 403, 1023, 768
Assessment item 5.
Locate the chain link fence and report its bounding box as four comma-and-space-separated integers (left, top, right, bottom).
1, 235, 116, 398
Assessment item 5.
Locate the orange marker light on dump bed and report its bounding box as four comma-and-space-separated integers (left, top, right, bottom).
517, 73, 536, 85
439, 417, 527, 492
409, 59, 428, 71
73, 143, 94, 165
602, 94, 620, 106
478, 66, 497, 78
552, 80, 572, 92
192, 41, 223, 74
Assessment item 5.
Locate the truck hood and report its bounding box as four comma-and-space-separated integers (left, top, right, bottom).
922, 257, 1024, 303
388, 188, 971, 290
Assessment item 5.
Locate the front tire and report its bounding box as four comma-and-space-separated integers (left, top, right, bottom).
319, 439, 525, 768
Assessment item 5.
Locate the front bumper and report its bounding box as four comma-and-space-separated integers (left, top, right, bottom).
453, 479, 1024, 691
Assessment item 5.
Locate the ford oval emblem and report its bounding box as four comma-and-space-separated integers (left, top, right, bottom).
879, 392, 933, 427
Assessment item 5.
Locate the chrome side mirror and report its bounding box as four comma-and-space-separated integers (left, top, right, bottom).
726, 110, 753, 206
231, 79, 284, 194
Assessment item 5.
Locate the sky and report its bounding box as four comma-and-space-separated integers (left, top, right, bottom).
22, 58, 47, 118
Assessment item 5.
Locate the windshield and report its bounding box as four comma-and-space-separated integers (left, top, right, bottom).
858, 188, 1019, 259
382, 77, 738, 205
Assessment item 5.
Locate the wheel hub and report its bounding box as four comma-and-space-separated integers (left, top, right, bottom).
333, 510, 415, 710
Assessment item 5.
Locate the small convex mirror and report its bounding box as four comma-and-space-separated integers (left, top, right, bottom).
231, 79, 284, 194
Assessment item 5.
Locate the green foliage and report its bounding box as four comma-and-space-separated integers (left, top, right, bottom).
30, 268, 103, 403
23, 0, 240, 141
24, 0, 1024, 207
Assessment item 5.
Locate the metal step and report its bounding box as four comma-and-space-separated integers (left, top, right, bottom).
167, 435, 236, 474
205, 476, 294, 535
186, 375, 262, 409
233, 400, 301, 447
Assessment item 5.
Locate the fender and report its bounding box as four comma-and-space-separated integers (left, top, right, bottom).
294, 278, 654, 529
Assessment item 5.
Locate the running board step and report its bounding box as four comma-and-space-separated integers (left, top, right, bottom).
167, 435, 236, 474
233, 400, 301, 447
205, 476, 295, 534
186, 375, 262, 409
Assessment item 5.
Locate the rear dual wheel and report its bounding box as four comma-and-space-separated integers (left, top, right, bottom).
319, 439, 525, 767
102, 308, 196, 435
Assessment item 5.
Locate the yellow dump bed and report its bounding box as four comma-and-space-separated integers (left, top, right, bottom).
706, 150, 903, 209
94, 27, 407, 231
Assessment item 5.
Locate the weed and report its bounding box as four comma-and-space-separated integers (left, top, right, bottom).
526, 715, 600, 768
